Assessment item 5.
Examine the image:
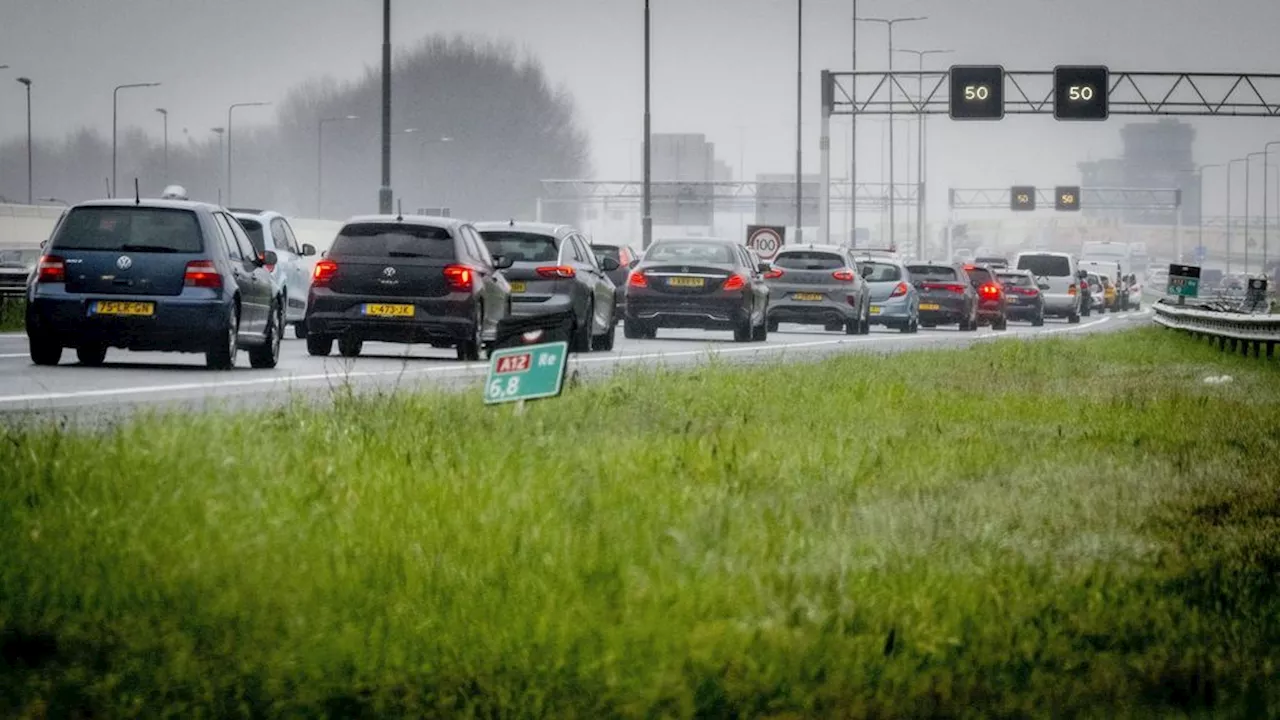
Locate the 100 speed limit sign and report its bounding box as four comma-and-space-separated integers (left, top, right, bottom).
747, 226, 784, 260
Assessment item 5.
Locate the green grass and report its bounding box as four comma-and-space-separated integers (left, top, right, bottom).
0, 298, 24, 332
2, 328, 1279, 718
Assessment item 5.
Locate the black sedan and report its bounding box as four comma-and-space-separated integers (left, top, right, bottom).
905, 262, 979, 331
996, 268, 1048, 326
624, 239, 769, 342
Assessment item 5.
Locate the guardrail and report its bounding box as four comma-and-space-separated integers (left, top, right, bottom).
1152, 299, 1280, 359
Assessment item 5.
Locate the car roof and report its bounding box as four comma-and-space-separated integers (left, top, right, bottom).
1016, 250, 1072, 258
343, 214, 464, 231
230, 209, 286, 220
777, 243, 848, 254
473, 221, 575, 237
72, 198, 222, 213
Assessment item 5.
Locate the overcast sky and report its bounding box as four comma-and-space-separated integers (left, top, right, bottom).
2, 0, 1279, 214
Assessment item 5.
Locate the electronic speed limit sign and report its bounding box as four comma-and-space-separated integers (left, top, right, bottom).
746, 225, 785, 260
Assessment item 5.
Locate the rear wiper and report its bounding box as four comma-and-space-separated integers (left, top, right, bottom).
119, 244, 181, 253
387, 251, 430, 258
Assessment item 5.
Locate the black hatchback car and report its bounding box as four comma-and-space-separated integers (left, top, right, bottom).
304, 216, 513, 360
623, 238, 770, 342
26, 197, 283, 369
905, 262, 979, 331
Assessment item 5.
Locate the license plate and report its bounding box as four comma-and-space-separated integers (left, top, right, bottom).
91, 301, 154, 316
509, 281, 526, 293
869, 305, 882, 314
668, 276, 705, 288
919, 303, 941, 311
792, 292, 824, 302
362, 303, 415, 318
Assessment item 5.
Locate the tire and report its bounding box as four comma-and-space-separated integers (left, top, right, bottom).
623, 319, 646, 340
338, 336, 363, 358
733, 314, 753, 342
250, 303, 283, 369
752, 316, 769, 342
571, 299, 593, 353
76, 344, 108, 367
994, 316, 1008, 331
845, 319, 859, 335
457, 309, 482, 361
592, 321, 616, 351
29, 335, 62, 366
306, 334, 333, 356
861, 306, 872, 335
1068, 312, 1081, 324
767, 318, 779, 333
294, 321, 308, 340
206, 305, 239, 370
1032, 312, 1045, 327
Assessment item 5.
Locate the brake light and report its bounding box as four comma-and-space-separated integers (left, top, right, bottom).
312, 259, 338, 287
183, 260, 222, 289
36, 255, 65, 283
832, 269, 855, 282
763, 267, 784, 280
722, 274, 746, 291
628, 270, 648, 288
890, 281, 909, 298
444, 264, 475, 292
1068, 283, 1078, 296
944, 283, 967, 294
979, 282, 1002, 299
536, 265, 576, 279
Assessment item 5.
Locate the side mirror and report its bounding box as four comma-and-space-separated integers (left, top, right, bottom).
757, 262, 771, 274
301, 243, 317, 257
493, 254, 515, 270
598, 256, 621, 272
259, 250, 278, 267
39, 239, 47, 250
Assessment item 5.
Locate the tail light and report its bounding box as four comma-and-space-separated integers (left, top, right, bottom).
628, 270, 648, 288
183, 260, 222, 289
722, 274, 746, 291
763, 268, 784, 280
978, 283, 1002, 299
1068, 283, 1078, 296
890, 281, 909, 297
259, 253, 275, 273
536, 265, 576, 279
444, 264, 475, 292
312, 259, 338, 287
944, 283, 968, 294
832, 269, 856, 282
36, 255, 65, 284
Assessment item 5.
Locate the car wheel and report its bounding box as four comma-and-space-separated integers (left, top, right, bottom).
29, 335, 62, 366
860, 304, 872, 335
571, 299, 594, 353
306, 335, 333, 356
909, 316, 920, 333
1068, 312, 1081, 324
338, 336, 363, 358
752, 315, 769, 342
76, 344, 108, 367
623, 319, 646, 340
1032, 312, 1045, 327
767, 318, 779, 333
250, 303, 283, 369
457, 310, 482, 361
994, 315, 1008, 331
733, 314, 753, 342
592, 321, 616, 351
206, 304, 239, 370
294, 321, 308, 340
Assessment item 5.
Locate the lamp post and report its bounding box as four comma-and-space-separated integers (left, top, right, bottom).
856, 15, 926, 250
642, 0, 652, 249
317, 114, 359, 216
226, 101, 271, 207
1196, 163, 1222, 259
1264, 141, 1280, 271
16, 77, 32, 205
210, 127, 225, 204
1245, 151, 1266, 275
112, 82, 161, 198
895, 48, 951, 259
378, 0, 393, 214
849, 3, 857, 244
1227, 157, 1246, 274
794, 0, 803, 243
155, 108, 169, 184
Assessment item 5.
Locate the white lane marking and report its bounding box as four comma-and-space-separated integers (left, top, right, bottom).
0, 353, 28, 359
0, 314, 1123, 406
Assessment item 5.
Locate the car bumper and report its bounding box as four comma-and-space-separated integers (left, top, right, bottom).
977, 299, 1004, 320
626, 296, 750, 330
917, 296, 968, 324
867, 295, 913, 325
1042, 294, 1078, 316
767, 296, 858, 326
1004, 300, 1043, 319
26, 293, 227, 352
511, 293, 574, 318
306, 294, 479, 346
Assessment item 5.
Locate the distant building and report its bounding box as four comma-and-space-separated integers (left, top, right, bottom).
1076, 119, 1196, 226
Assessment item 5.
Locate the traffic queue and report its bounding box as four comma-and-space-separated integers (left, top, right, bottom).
23, 189, 1134, 368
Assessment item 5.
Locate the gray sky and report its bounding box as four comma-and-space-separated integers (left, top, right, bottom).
2, 0, 1279, 212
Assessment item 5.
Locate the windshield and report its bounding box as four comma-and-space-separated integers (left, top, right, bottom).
860, 262, 902, 281
478, 231, 559, 263
330, 223, 456, 258
774, 251, 845, 270
906, 264, 957, 281
645, 241, 735, 265
51, 207, 203, 253
1017, 254, 1071, 277
998, 273, 1033, 288
236, 218, 266, 255
593, 245, 621, 262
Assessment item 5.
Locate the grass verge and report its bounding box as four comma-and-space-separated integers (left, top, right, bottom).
0, 298, 24, 332
2, 327, 1279, 717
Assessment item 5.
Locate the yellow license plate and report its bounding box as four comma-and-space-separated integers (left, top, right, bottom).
869, 305, 882, 314
668, 276, 705, 288
792, 293, 824, 301
363, 303, 415, 317
509, 281, 526, 293
919, 303, 941, 311
92, 301, 154, 316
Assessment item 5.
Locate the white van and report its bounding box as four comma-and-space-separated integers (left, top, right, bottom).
1015, 251, 1081, 323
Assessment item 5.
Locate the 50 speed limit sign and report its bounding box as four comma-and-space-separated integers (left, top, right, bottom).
746, 225, 785, 260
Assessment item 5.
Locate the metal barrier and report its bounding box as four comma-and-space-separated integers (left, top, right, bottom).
1152, 299, 1280, 359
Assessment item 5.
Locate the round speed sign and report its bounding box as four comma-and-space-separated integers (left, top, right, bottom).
747, 226, 783, 260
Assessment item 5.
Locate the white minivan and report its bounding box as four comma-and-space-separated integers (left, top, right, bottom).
1014, 251, 1081, 323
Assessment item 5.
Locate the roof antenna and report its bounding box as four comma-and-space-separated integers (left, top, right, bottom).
509, 218, 514, 227
396, 199, 403, 222
134, 178, 141, 206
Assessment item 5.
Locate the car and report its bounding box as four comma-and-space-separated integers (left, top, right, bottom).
1084, 272, 1104, 314
856, 255, 919, 333
905, 262, 979, 331
962, 264, 1009, 330
475, 221, 619, 352
974, 255, 1008, 269
304, 215, 513, 361
996, 269, 1047, 326
1123, 272, 1142, 310
1099, 274, 1119, 311
590, 241, 641, 299
624, 238, 769, 342
1014, 251, 1082, 323
25, 193, 283, 369
1147, 267, 1169, 293
0, 246, 40, 298
231, 209, 318, 338
762, 244, 872, 334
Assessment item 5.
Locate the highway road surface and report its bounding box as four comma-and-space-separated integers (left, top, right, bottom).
0, 310, 1150, 421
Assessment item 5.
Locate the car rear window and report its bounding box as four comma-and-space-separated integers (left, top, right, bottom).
236, 217, 265, 255
906, 264, 956, 281
1017, 254, 1071, 277
774, 251, 845, 270
965, 267, 995, 284
860, 261, 902, 281
645, 241, 735, 265
478, 231, 559, 263
593, 245, 621, 262
51, 207, 203, 253
330, 223, 456, 259
998, 273, 1032, 287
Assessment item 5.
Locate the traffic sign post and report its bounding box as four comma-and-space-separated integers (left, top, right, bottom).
1167, 263, 1201, 303
948, 65, 1005, 120
1053, 65, 1110, 120
746, 224, 785, 260
483, 341, 569, 406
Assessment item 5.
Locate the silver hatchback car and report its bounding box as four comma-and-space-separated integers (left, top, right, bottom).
764, 244, 872, 334
856, 255, 919, 333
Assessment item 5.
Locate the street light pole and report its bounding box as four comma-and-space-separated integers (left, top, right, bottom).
1227, 157, 1245, 275
850, 2, 857, 245
16, 77, 32, 205
1264, 141, 1280, 272
112, 82, 161, 198
642, 0, 652, 250
794, 0, 803, 243
155, 108, 169, 184
317, 114, 359, 217
379, 0, 393, 214
1245, 151, 1266, 275
1197, 163, 1222, 258
210, 127, 225, 204
226, 101, 271, 208
896, 48, 951, 259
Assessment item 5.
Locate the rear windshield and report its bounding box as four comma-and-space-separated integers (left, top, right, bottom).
478, 231, 559, 263
645, 241, 735, 265
0, 248, 39, 267
976, 257, 1007, 266
236, 218, 265, 255
906, 264, 956, 281
774, 251, 845, 270
51, 207, 203, 253
330, 223, 456, 259
998, 273, 1032, 287
1017, 254, 1071, 277
965, 267, 995, 284
860, 261, 902, 282
593, 245, 621, 262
